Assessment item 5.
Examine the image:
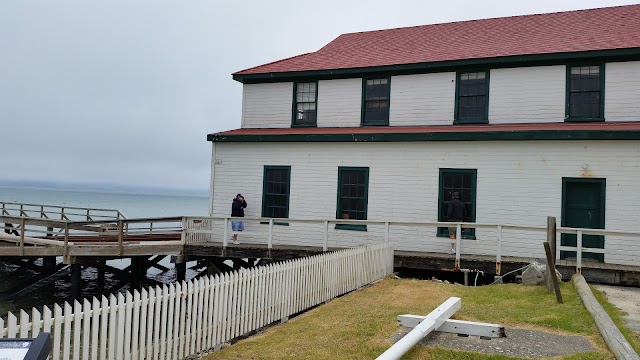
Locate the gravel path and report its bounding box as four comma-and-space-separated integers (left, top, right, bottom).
391, 327, 595, 358
594, 284, 640, 338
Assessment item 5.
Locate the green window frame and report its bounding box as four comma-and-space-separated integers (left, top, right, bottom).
336, 167, 369, 231
292, 82, 318, 127
261, 166, 291, 221
361, 78, 390, 126
454, 71, 489, 124
566, 64, 605, 121
437, 168, 477, 238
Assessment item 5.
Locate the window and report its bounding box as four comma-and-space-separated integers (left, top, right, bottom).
262, 166, 291, 219
292, 82, 317, 127
566, 65, 604, 120
437, 169, 477, 238
336, 167, 369, 231
362, 78, 390, 125
455, 71, 489, 124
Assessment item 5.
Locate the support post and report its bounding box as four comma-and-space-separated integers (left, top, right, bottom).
176, 261, 186, 282
43, 257, 56, 275
576, 230, 583, 274
455, 224, 461, 271
97, 260, 105, 290
543, 241, 563, 304
268, 219, 273, 249
496, 225, 502, 275
117, 220, 124, 256
323, 220, 328, 252
70, 263, 82, 300
547, 216, 557, 264
19, 218, 25, 256
222, 218, 229, 247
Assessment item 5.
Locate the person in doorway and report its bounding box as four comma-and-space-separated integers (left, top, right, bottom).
447, 191, 466, 254
231, 194, 247, 244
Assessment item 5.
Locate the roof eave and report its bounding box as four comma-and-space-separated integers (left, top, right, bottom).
232, 47, 640, 84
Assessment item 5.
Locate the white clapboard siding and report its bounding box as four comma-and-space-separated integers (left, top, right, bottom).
211, 140, 640, 265
488, 65, 565, 123
317, 78, 362, 127
0, 244, 393, 359
241, 82, 293, 128
605, 61, 640, 122
390, 72, 456, 126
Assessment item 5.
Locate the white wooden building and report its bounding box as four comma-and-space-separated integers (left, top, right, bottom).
207, 5, 640, 266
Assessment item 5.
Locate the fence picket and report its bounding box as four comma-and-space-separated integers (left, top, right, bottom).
99, 296, 108, 360
159, 286, 168, 360
7, 312, 17, 338
63, 302, 72, 360
72, 301, 81, 360
32, 307, 42, 338
90, 298, 99, 360
131, 290, 141, 360
165, 284, 175, 360
145, 288, 155, 360
171, 282, 182, 360
53, 304, 62, 360
19, 310, 29, 338
152, 286, 162, 360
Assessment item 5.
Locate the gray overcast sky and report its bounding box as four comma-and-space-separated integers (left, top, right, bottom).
1, 0, 637, 191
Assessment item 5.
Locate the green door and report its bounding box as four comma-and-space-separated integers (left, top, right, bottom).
561, 178, 605, 262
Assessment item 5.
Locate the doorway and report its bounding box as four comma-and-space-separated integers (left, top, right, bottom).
560, 178, 606, 262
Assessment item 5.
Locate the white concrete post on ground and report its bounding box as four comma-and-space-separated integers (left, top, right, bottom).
376, 297, 461, 360
397, 316, 505, 338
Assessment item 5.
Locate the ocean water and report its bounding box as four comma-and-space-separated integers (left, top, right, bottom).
0, 186, 209, 317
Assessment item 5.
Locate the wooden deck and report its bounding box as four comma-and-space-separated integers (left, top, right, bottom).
186, 243, 640, 286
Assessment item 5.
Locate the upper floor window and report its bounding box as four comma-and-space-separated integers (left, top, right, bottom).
455, 71, 489, 124
566, 65, 604, 121
336, 167, 369, 231
362, 78, 390, 125
292, 82, 317, 127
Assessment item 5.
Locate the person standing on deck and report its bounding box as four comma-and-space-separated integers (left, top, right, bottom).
231, 194, 247, 245
447, 191, 466, 254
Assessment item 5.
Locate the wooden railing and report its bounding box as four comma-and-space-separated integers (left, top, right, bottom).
183, 216, 640, 274
0, 243, 394, 360
0, 201, 126, 221
0, 215, 184, 257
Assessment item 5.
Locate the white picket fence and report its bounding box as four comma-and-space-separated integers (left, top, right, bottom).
0, 243, 394, 360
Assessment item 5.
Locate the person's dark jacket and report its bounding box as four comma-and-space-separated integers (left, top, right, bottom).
231, 199, 247, 217
447, 198, 466, 221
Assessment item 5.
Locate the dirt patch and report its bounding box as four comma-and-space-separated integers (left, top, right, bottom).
391, 327, 596, 358
594, 284, 640, 337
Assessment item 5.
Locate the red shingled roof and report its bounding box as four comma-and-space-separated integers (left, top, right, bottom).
235, 5, 640, 75
210, 122, 640, 137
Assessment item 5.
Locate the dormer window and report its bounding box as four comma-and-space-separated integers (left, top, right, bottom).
566, 65, 604, 121
362, 78, 390, 125
455, 71, 489, 124
292, 82, 317, 127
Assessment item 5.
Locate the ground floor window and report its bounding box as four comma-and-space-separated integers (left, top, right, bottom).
262, 166, 291, 220
336, 167, 369, 231
437, 168, 477, 238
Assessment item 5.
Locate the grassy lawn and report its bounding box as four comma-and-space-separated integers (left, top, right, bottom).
202, 277, 626, 360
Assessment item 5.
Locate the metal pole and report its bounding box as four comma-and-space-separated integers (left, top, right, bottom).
455, 223, 462, 271
268, 219, 274, 249
223, 218, 229, 247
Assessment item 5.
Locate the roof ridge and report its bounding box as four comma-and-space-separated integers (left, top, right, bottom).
337, 4, 639, 37
233, 52, 312, 75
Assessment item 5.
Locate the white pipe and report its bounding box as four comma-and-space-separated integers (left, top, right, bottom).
376, 297, 461, 360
